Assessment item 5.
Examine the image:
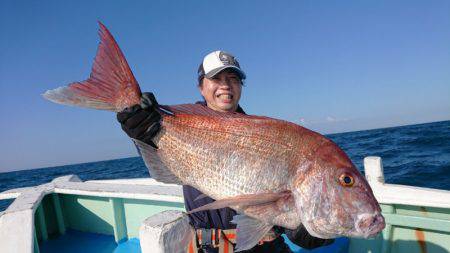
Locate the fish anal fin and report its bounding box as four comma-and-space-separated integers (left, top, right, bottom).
231, 215, 273, 252
133, 139, 183, 184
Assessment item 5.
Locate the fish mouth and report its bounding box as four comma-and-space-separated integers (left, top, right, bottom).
355, 213, 386, 238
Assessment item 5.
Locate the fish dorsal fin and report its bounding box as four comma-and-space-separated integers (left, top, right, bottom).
133, 139, 183, 184
160, 103, 269, 120
231, 215, 273, 252
43, 22, 141, 112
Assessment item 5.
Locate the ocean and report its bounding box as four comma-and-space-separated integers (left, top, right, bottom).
1, 120, 449, 211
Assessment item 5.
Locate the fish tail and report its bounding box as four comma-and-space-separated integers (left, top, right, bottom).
43, 22, 142, 112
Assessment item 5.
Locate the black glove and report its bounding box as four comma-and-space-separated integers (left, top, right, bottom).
117, 92, 161, 148
284, 224, 334, 250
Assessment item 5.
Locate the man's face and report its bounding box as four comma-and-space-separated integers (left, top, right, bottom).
199, 70, 242, 112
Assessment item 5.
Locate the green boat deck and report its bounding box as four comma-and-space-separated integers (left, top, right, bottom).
34, 194, 185, 248
33, 193, 450, 253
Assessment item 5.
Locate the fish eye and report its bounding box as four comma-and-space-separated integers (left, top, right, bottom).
339, 173, 354, 187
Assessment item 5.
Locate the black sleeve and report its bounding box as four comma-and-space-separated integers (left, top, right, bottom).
284, 224, 335, 250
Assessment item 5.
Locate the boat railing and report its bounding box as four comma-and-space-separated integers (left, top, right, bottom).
348, 157, 450, 253
364, 156, 450, 209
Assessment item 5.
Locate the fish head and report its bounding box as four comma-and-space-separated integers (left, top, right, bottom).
292, 141, 385, 239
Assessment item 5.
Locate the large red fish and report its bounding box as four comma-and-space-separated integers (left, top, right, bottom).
44, 22, 385, 251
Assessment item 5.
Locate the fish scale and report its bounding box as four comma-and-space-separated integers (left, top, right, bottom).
156, 114, 297, 199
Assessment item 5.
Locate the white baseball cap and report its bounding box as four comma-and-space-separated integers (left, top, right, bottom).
198, 50, 246, 80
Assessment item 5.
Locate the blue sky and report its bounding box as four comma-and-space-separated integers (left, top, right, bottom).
1, 0, 449, 172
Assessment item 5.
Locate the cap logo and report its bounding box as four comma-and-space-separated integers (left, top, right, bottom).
219, 52, 238, 66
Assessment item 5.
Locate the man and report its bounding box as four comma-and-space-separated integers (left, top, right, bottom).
117, 51, 334, 252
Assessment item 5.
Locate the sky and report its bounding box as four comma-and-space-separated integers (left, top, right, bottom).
0, 0, 449, 172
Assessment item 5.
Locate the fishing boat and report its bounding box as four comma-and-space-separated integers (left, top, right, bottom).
0, 156, 449, 253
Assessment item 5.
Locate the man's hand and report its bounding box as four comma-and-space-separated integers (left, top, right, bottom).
117, 92, 161, 148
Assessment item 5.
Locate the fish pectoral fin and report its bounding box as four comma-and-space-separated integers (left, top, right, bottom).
187, 191, 292, 214
133, 139, 183, 184
231, 215, 273, 252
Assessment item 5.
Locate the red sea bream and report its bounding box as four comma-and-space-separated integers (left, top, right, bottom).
43, 22, 385, 251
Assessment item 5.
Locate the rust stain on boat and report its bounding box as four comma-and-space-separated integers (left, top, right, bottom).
415, 229, 427, 253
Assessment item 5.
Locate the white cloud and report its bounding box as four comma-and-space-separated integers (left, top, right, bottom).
326, 116, 349, 123
326, 116, 336, 122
